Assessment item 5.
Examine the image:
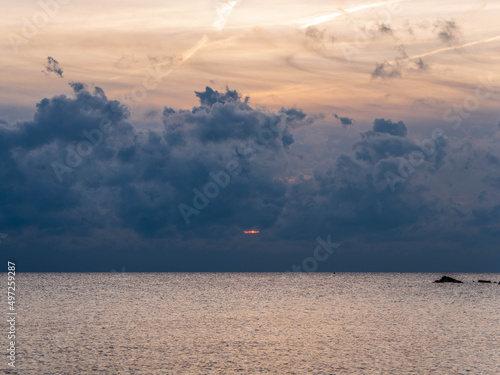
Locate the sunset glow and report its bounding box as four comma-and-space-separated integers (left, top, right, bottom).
2, 0, 499, 373
1, 0, 499, 273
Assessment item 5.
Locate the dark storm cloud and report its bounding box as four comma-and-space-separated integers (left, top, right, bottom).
43, 56, 64, 78
0, 83, 131, 240
2, 84, 500, 271
274, 126, 439, 240
433, 19, 462, 44
367, 118, 407, 137
0, 84, 314, 242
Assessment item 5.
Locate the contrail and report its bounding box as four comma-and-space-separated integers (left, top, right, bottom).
389, 35, 500, 64
109, 21, 212, 82
213, 0, 241, 30
142, 35, 208, 81
297, 1, 396, 29
149, 1, 237, 78
158, 1, 237, 78
183, 1, 240, 65
180, 35, 209, 63
177, 1, 240, 66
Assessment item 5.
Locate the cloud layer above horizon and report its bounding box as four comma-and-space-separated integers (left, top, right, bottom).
1, 0, 500, 271
1, 82, 500, 271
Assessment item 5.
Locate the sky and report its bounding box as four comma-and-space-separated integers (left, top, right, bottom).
0, 0, 499, 271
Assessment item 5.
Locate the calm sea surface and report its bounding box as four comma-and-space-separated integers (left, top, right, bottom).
3, 273, 500, 374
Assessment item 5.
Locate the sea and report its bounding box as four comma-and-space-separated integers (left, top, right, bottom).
3, 273, 500, 374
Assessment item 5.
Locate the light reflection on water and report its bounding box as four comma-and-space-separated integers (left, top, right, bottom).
7, 273, 500, 374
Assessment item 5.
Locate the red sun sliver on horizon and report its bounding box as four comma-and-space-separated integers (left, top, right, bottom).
243, 230, 260, 234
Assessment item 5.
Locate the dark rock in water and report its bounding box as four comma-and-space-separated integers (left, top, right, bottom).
478, 280, 492, 283
434, 276, 463, 283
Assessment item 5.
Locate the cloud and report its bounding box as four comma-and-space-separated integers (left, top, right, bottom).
411, 97, 447, 112
194, 86, 242, 107
2, 84, 500, 271
372, 53, 428, 80
371, 61, 402, 79
433, 19, 462, 44
378, 23, 393, 35
42, 56, 64, 78
414, 58, 428, 71
304, 26, 325, 41
334, 114, 354, 128
274, 118, 447, 242
366, 118, 407, 137
403, 20, 415, 38
388, 35, 500, 65
0, 84, 318, 241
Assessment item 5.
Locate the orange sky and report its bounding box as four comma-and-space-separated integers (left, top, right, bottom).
1, 0, 499, 125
